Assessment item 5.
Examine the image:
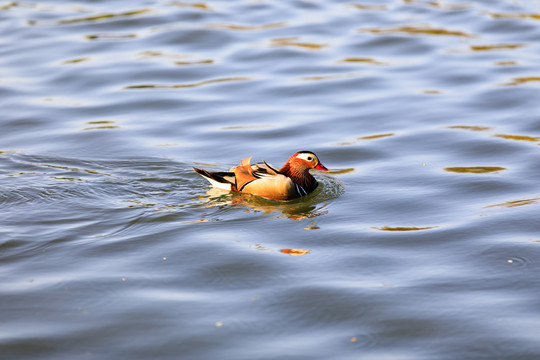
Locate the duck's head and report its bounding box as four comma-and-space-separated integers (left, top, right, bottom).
289, 151, 328, 171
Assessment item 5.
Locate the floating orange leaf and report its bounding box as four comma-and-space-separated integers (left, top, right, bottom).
281, 248, 311, 256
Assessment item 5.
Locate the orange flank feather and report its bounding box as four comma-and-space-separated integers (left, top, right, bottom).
233, 157, 258, 191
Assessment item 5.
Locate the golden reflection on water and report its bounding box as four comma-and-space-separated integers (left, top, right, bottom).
1, 2, 24, 10
402, 0, 471, 10
494, 61, 518, 66
302, 72, 362, 81
28, 9, 151, 26
373, 226, 438, 231
303, 222, 319, 230
501, 77, 540, 86
338, 57, 387, 65
170, 1, 212, 10
485, 197, 540, 209
208, 22, 287, 31
350, 3, 388, 11
5, 171, 42, 178
359, 24, 474, 37
359, 133, 394, 140
328, 168, 355, 175
444, 166, 506, 174
62, 57, 91, 65
82, 120, 119, 131
235, 196, 329, 221
175, 59, 213, 65
124, 77, 252, 90
271, 37, 327, 50
470, 44, 525, 51
138, 51, 213, 65
201, 189, 329, 222
447, 125, 491, 131
338, 133, 394, 146
486, 11, 540, 20
138, 51, 186, 60
86, 34, 137, 41
495, 134, 540, 142
449, 44, 526, 53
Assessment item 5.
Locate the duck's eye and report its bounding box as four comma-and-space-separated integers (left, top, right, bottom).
307, 156, 313, 161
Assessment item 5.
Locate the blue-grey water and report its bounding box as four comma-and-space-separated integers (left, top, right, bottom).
2, 0, 540, 358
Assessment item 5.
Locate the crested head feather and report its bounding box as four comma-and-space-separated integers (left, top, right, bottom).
296, 150, 316, 156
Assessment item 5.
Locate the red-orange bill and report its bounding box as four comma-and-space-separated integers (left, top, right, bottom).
315, 163, 328, 171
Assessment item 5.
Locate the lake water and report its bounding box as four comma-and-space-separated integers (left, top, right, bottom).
2, 0, 540, 358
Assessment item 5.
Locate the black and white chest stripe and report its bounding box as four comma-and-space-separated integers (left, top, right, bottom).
294, 184, 306, 197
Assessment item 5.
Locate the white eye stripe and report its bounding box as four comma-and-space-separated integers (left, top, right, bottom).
296, 153, 317, 162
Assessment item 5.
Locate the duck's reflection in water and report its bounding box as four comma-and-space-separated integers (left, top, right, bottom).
203, 188, 329, 221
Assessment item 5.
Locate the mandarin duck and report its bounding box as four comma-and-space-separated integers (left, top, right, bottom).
193, 151, 328, 201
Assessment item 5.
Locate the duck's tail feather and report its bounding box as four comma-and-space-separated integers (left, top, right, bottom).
193, 168, 235, 191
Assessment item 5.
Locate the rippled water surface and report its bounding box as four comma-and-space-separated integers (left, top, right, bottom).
2, 0, 540, 358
